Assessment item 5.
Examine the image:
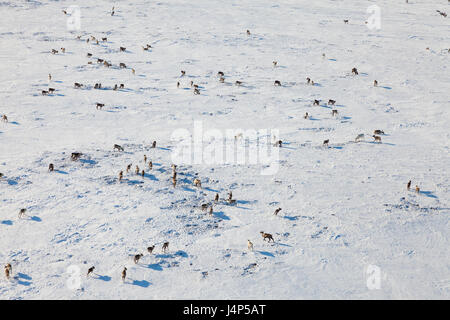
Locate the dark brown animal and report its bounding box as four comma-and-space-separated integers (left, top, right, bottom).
113, 144, 124, 151
134, 254, 143, 264
71, 152, 82, 160
260, 231, 274, 242
87, 266, 95, 277
121, 267, 127, 282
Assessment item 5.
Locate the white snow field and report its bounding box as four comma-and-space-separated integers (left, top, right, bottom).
0, 0, 449, 299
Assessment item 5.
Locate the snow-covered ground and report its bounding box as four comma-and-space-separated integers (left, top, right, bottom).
0, 0, 449, 299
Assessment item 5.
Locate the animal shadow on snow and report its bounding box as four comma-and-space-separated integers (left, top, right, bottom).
129, 279, 151, 287
419, 190, 438, 199
15, 273, 32, 286
95, 274, 112, 281
257, 251, 275, 258
212, 211, 230, 220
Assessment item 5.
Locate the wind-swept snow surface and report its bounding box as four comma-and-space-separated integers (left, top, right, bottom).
0, 0, 449, 299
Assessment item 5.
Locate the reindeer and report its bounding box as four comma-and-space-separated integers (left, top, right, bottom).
214, 193, 219, 203
113, 84, 118, 91
71, 152, 82, 160
415, 185, 420, 193
148, 161, 153, 170
119, 84, 125, 89
235, 80, 242, 86
141, 170, 145, 178
273, 61, 277, 67
219, 77, 225, 83
48, 163, 54, 172
162, 242, 169, 253
48, 74, 52, 81
306, 77, 311, 84
97, 58, 104, 63
246, 30, 251, 35
152, 141, 156, 148
273, 208, 282, 216
248, 240, 254, 251
180, 70, 186, 77
4, 264, 11, 280
147, 246, 155, 254
135, 165, 140, 175
119, 47, 126, 52
177, 81, 180, 88
194, 88, 200, 95
323, 139, 329, 147
113, 144, 124, 151
132, 68, 135, 75
18, 208, 27, 219
344, 19, 349, 24
102, 37, 107, 42
96, 103, 105, 110
94, 83, 102, 89
355, 134, 364, 142
374, 80, 378, 87
193, 178, 202, 188
119, 63, 126, 69
260, 231, 274, 242
60, 47, 66, 53
328, 99, 336, 105
407, 180, 411, 191
134, 254, 144, 264
48, 88, 55, 93
208, 206, 213, 216
372, 135, 382, 143
144, 155, 147, 163
274, 140, 282, 147
119, 170, 123, 182
172, 177, 177, 188
74, 83, 83, 88
374, 129, 385, 135
217, 71, 224, 77
331, 109, 338, 116
313, 99, 320, 106
41, 90, 49, 96
274, 80, 281, 86
126, 164, 132, 173
51, 49, 58, 54
304, 112, 309, 119
87, 266, 95, 277
121, 267, 127, 282
352, 67, 359, 75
